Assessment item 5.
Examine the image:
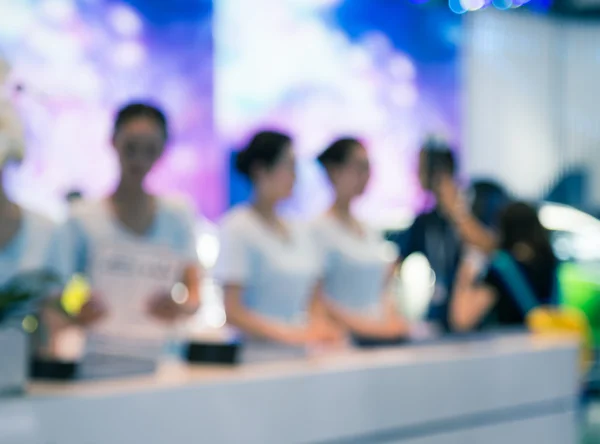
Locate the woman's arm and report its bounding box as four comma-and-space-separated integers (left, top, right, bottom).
223, 284, 312, 345
180, 264, 202, 313
324, 301, 406, 339
321, 266, 407, 340
437, 175, 498, 254
450, 282, 497, 332
307, 284, 346, 343
452, 212, 497, 254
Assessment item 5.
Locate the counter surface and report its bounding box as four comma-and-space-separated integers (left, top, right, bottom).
1, 334, 580, 444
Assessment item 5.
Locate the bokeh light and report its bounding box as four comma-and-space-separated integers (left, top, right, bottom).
22, 315, 39, 334
492, 0, 515, 9
449, 0, 468, 14
171, 283, 190, 305
108, 4, 143, 37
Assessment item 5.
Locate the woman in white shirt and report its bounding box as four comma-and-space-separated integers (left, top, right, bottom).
215, 131, 339, 362
51, 103, 201, 354
314, 138, 407, 346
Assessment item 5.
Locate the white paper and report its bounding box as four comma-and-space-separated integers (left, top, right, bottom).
87, 241, 184, 359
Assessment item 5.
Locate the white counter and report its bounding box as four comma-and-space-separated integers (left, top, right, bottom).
0, 334, 580, 444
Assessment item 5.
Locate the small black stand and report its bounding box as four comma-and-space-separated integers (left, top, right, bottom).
185, 342, 239, 365
30, 358, 78, 381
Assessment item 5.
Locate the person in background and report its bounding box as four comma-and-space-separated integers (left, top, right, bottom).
0, 170, 57, 289
394, 139, 495, 331
468, 181, 511, 232
314, 138, 408, 347
215, 130, 340, 362
0, 134, 55, 286
450, 202, 559, 331
52, 103, 201, 332
451, 180, 511, 317
0, 54, 57, 288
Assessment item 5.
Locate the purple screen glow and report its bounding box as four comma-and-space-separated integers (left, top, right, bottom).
217, 0, 461, 222
0, 0, 216, 220
1, 0, 460, 223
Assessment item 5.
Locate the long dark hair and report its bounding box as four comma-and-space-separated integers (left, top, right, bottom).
235, 131, 291, 180
470, 180, 511, 229
317, 137, 362, 169
499, 202, 556, 266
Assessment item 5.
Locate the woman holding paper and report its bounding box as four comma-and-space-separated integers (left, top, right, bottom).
53, 103, 201, 351
313, 138, 408, 347
215, 130, 340, 362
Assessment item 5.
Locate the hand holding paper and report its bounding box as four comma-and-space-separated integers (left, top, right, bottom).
147, 292, 184, 323
75, 295, 108, 327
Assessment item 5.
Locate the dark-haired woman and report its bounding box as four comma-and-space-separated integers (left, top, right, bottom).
53, 103, 201, 357
448, 180, 510, 325
215, 131, 340, 362
313, 138, 408, 347
450, 202, 559, 331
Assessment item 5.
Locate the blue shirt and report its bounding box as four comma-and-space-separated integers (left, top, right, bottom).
214, 206, 321, 326
0, 209, 57, 287
313, 214, 397, 318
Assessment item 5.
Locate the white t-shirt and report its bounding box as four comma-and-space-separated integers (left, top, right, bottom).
53, 197, 200, 357
214, 205, 321, 326
55, 197, 199, 280
313, 214, 397, 318
0, 209, 57, 287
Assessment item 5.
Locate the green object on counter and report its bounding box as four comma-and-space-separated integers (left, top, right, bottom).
559, 262, 600, 346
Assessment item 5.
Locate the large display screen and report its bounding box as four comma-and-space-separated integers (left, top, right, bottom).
1, 0, 460, 223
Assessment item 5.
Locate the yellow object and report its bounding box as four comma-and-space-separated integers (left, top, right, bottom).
60, 274, 91, 316
527, 307, 593, 374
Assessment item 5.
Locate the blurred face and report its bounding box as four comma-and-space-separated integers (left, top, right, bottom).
255, 145, 296, 202
113, 117, 165, 183
329, 144, 371, 199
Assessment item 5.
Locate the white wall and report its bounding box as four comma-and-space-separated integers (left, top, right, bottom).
464, 10, 600, 208
562, 21, 600, 205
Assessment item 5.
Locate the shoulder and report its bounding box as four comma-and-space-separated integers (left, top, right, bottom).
62, 200, 111, 240
219, 205, 256, 240
310, 213, 336, 236
155, 196, 198, 238
288, 216, 317, 241
22, 209, 56, 238
68, 199, 107, 223
361, 221, 384, 239
23, 208, 54, 228
220, 205, 252, 228
157, 196, 195, 221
